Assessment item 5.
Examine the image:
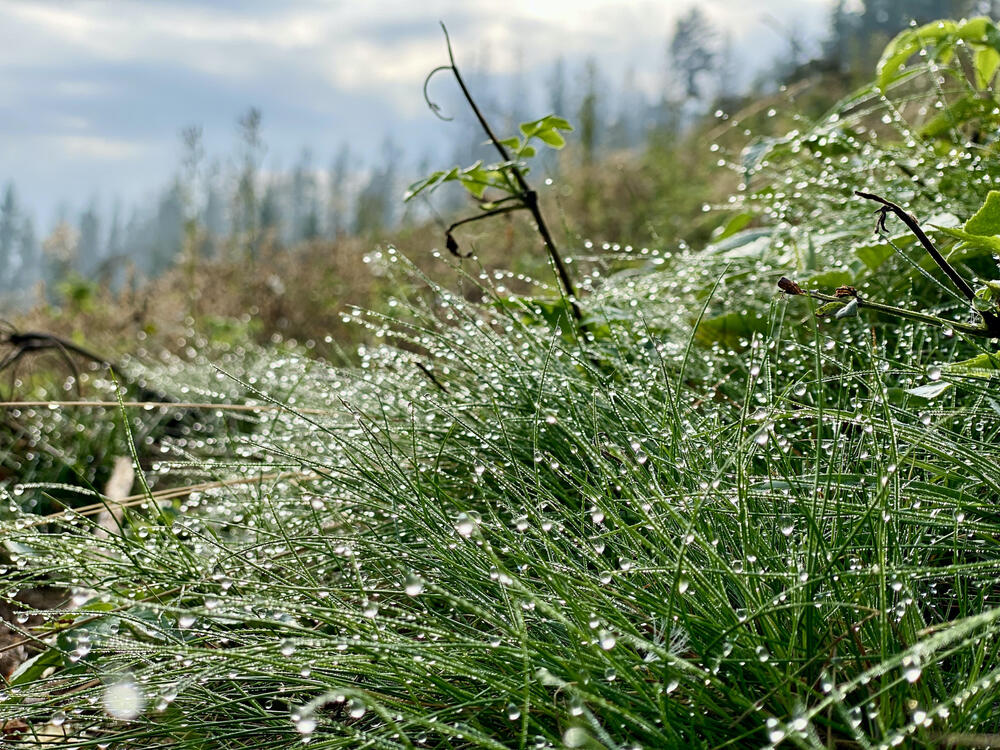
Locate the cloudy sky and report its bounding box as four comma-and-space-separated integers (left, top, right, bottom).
0, 0, 832, 228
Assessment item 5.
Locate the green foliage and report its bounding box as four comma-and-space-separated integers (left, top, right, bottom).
403, 115, 572, 203
54, 274, 99, 314
876, 16, 1000, 91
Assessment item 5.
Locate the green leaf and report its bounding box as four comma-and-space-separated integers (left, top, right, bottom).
964, 190, 1000, 235
975, 46, 1000, 88
741, 137, 778, 175
544, 116, 573, 131
518, 115, 574, 151
459, 174, 488, 199
7, 648, 68, 687
918, 95, 990, 138
959, 16, 993, 42
404, 167, 461, 201
906, 381, 953, 399
815, 301, 848, 317
876, 20, 959, 91
802, 270, 853, 290
933, 224, 1000, 256
711, 212, 755, 242
707, 228, 771, 257
946, 351, 1000, 376
403, 171, 445, 201
498, 136, 521, 151
855, 241, 895, 271
695, 311, 769, 348
535, 129, 566, 148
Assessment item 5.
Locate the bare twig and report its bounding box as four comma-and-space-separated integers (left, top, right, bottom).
854, 190, 1000, 335
777, 277, 998, 338
780, 192, 1000, 338
0, 321, 115, 397
444, 204, 528, 257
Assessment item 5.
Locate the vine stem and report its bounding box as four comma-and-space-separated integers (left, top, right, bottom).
438, 23, 582, 324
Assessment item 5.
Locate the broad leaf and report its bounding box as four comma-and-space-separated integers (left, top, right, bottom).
803, 269, 853, 290
876, 20, 960, 91
933, 225, 1000, 254
946, 351, 1000, 376
906, 381, 953, 399
919, 95, 991, 139
975, 46, 1000, 88
519, 115, 573, 151
712, 212, 755, 242
964, 191, 1000, 235
696, 311, 769, 348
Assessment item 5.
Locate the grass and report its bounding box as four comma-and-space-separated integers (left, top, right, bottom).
3, 243, 1000, 748
4, 28, 1000, 749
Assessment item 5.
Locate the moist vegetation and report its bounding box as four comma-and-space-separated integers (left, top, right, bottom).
5, 11, 1000, 750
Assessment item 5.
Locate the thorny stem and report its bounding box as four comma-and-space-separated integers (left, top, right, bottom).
437, 23, 583, 325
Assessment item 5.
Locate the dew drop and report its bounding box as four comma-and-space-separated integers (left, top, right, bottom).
103, 678, 145, 721
347, 697, 367, 719
904, 665, 922, 683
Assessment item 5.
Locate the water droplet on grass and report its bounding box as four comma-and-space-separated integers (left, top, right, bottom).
598, 630, 616, 650
347, 697, 367, 718
103, 678, 145, 721
404, 575, 424, 596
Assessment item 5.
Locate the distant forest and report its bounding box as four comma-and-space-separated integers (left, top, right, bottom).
0, 0, 991, 306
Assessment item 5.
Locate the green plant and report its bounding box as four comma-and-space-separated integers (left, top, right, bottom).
405, 25, 581, 324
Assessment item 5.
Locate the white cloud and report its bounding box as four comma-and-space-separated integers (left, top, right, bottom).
0, 0, 835, 224
53, 134, 146, 160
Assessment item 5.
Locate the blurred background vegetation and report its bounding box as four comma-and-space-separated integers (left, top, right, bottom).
2, 0, 995, 365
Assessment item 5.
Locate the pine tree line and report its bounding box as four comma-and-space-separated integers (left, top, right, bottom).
1, 0, 993, 307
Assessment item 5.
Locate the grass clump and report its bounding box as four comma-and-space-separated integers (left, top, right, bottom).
5, 16, 1000, 749
4, 244, 1000, 748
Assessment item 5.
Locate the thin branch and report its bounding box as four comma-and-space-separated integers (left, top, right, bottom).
6, 331, 113, 368
854, 190, 1000, 336
437, 23, 582, 324
777, 277, 998, 338
855, 191, 975, 302
447, 204, 526, 234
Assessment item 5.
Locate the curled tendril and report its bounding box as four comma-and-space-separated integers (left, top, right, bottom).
423, 66, 455, 122
874, 205, 890, 235
445, 231, 472, 258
